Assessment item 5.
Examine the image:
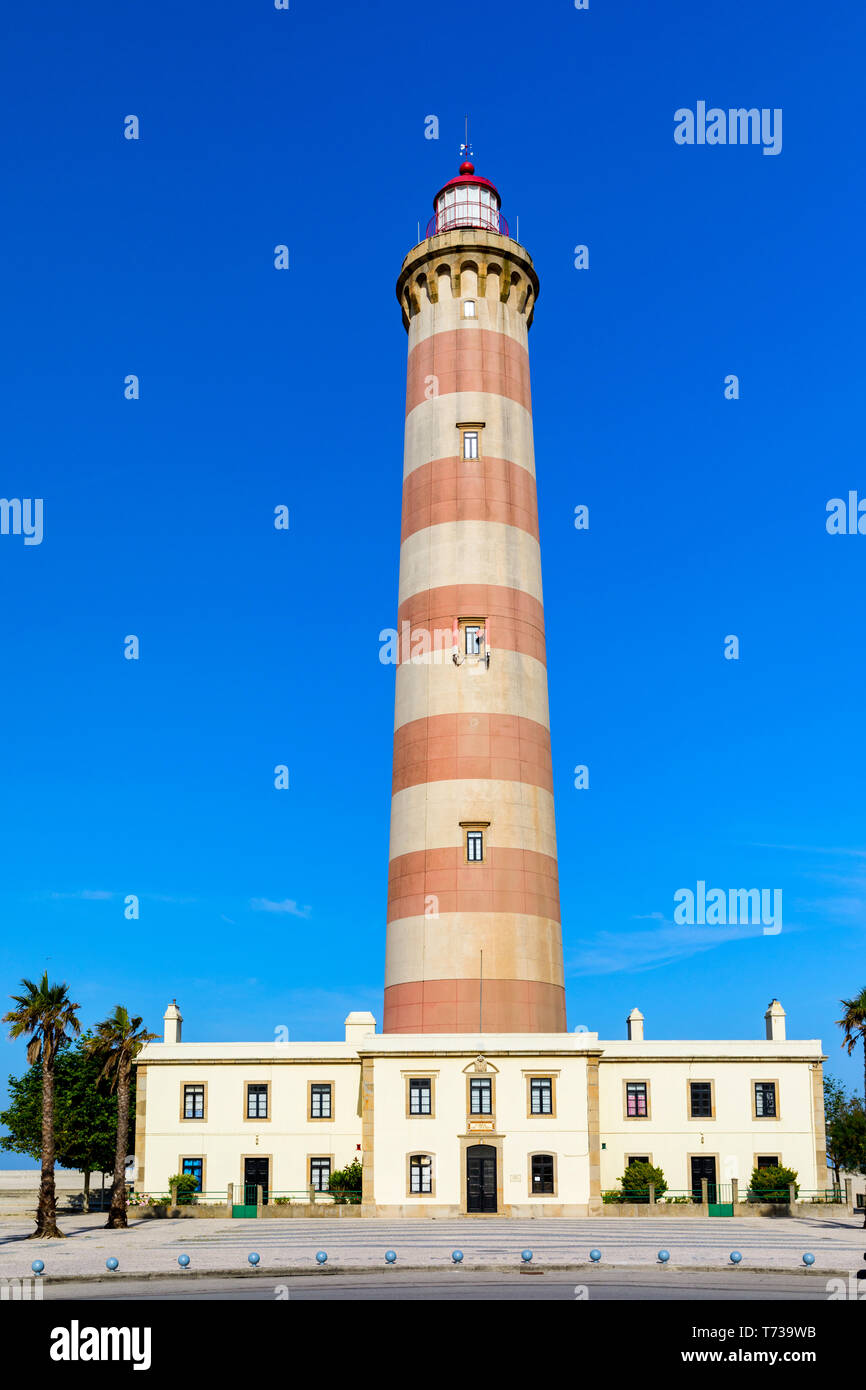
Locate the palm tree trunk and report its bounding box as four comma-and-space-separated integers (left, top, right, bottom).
106, 1062, 130, 1229
33, 1048, 64, 1239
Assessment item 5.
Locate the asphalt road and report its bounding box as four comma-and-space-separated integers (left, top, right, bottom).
45, 1269, 836, 1301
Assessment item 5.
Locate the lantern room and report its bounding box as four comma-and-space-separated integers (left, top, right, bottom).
426, 161, 509, 237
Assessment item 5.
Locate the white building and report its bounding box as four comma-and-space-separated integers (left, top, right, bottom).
135, 999, 828, 1215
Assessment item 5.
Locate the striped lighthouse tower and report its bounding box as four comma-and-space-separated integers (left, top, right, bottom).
383, 158, 566, 1035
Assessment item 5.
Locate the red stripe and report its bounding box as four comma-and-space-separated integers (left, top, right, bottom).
383, 978, 567, 1033
392, 713, 553, 795
406, 328, 532, 415
401, 455, 539, 543
386, 845, 561, 924
396, 584, 546, 666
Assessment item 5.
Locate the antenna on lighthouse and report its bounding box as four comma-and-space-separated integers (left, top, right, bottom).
460, 113, 473, 162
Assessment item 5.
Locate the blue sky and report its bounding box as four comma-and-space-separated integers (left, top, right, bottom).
1, 0, 865, 1159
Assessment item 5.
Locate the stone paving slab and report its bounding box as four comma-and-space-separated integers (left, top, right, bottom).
0, 1213, 863, 1281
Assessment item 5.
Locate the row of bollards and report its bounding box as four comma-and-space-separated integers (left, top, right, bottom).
28, 1247, 821, 1275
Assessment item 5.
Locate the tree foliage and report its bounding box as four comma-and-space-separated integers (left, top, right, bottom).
0, 1033, 132, 1178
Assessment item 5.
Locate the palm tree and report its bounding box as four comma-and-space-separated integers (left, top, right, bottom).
837, 987, 866, 1105
85, 1007, 157, 1229
2, 973, 81, 1238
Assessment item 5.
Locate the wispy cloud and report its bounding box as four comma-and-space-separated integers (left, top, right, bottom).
249, 898, 312, 919
49, 889, 114, 901
566, 917, 794, 977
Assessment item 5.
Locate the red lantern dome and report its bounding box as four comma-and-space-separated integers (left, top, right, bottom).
425, 161, 508, 238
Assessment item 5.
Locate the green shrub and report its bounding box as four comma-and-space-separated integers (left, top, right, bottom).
617, 1161, 668, 1204
328, 1159, 362, 1204
166, 1173, 200, 1206
747, 1165, 798, 1203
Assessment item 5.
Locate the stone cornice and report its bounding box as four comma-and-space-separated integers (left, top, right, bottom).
396, 230, 540, 331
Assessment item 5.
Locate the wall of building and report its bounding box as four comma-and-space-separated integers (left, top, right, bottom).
597, 1048, 824, 1194
365, 1049, 592, 1215
138, 1052, 362, 1197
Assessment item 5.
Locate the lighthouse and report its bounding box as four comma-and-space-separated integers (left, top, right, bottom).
384, 158, 566, 1034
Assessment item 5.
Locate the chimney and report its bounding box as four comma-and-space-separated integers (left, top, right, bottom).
627, 1007, 644, 1041
764, 998, 786, 1042
345, 1011, 376, 1045
163, 1000, 183, 1044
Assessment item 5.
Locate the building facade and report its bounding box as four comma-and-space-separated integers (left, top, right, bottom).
135, 161, 829, 1215
135, 999, 827, 1214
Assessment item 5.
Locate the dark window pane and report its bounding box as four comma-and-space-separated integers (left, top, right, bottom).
690, 1082, 713, 1118
409, 1079, 431, 1115
311, 1084, 332, 1118
531, 1155, 554, 1193
626, 1083, 647, 1117
470, 1078, 492, 1114
530, 1078, 553, 1114
247, 1084, 268, 1119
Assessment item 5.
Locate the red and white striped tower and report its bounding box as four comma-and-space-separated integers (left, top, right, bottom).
384, 159, 566, 1034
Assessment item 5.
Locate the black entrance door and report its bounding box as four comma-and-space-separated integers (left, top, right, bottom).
466, 1144, 497, 1213
244, 1157, 269, 1206
690, 1156, 717, 1204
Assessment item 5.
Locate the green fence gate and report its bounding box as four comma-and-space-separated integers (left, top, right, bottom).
231, 1184, 258, 1218
708, 1181, 734, 1217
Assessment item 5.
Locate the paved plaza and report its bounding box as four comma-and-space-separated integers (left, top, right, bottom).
0, 1212, 863, 1283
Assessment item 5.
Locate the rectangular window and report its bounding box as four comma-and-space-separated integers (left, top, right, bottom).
530, 1077, 553, 1115
466, 830, 484, 862
627, 1156, 650, 1167
246, 1084, 268, 1119
463, 300, 476, 318
757, 1155, 779, 1168
470, 1077, 492, 1115
689, 1082, 713, 1118
410, 1155, 433, 1193
464, 623, 482, 655
531, 1154, 554, 1194
626, 1082, 648, 1118
409, 1078, 432, 1116
183, 1085, 204, 1120
755, 1082, 777, 1118
181, 1158, 203, 1192
310, 1083, 332, 1119
463, 430, 479, 460
310, 1158, 331, 1192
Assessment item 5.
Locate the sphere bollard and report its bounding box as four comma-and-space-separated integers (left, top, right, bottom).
31, 1260, 44, 1276
452, 1250, 464, 1264
802, 1252, 815, 1267
657, 1250, 670, 1265
178, 1254, 190, 1269
385, 1250, 397, 1265
589, 1249, 602, 1264
248, 1253, 260, 1267
315, 1251, 328, 1265
730, 1251, 743, 1265
106, 1258, 119, 1272
521, 1249, 533, 1264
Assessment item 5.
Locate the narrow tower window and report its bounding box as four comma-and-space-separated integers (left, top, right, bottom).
462, 430, 479, 459
464, 624, 482, 656
466, 830, 484, 862
463, 299, 476, 318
